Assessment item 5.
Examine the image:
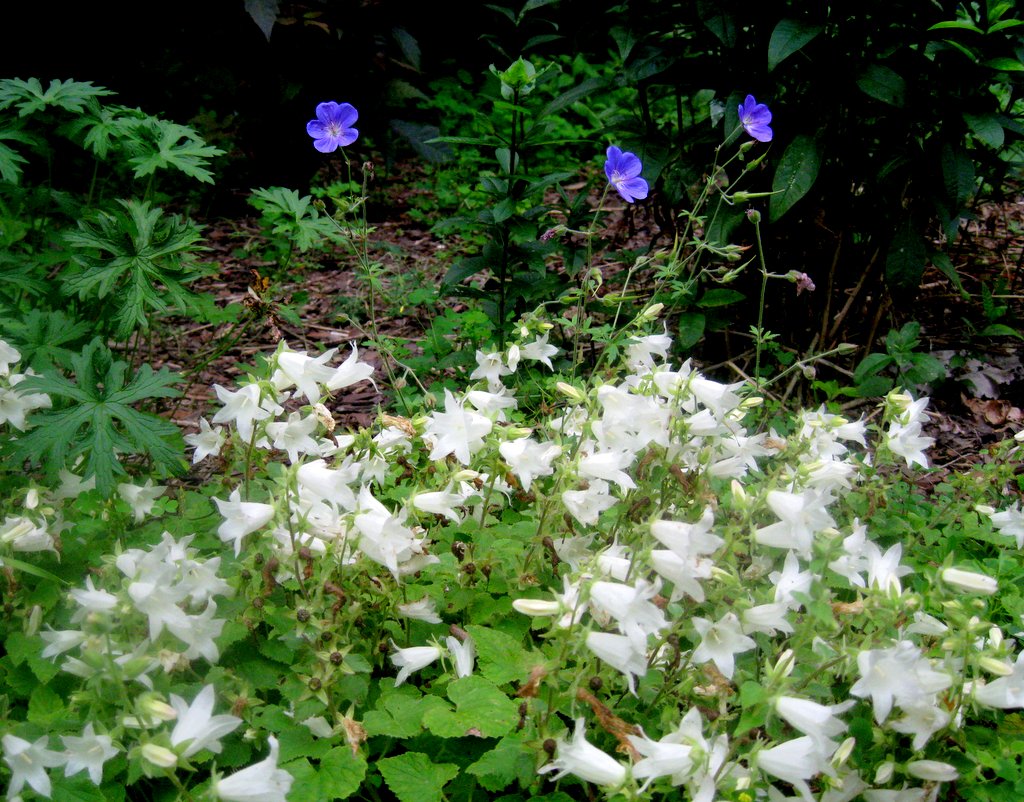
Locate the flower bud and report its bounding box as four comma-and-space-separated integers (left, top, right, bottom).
979, 656, 1014, 677
745, 208, 761, 224
771, 649, 795, 680
141, 743, 178, 769
139, 696, 178, 723
24, 488, 39, 510
832, 737, 856, 768
512, 598, 561, 617
555, 382, 585, 403
637, 302, 664, 323
906, 760, 958, 782
836, 343, 858, 355
740, 396, 764, 408
874, 761, 895, 784
942, 567, 997, 595
975, 504, 996, 516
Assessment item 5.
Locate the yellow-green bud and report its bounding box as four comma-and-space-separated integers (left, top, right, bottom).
141, 743, 178, 769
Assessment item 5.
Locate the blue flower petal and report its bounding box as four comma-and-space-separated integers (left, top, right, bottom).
316, 101, 340, 122
338, 128, 359, 147
336, 103, 359, 127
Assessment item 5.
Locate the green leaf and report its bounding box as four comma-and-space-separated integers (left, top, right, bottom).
28, 684, 65, 725
980, 323, 1024, 339
466, 625, 535, 686
964, 113, 1005, 148
930, 252, 967, 299
697, 289, 745, 308
0, 128, 33, 184
362, 684, 448, 738
466, 734, 535, 792
124, 118, 223, 183
768, 19, 823, 71
854, 352, 894, 385
244, 0, 280, 41
49, 775, 108, 802
676, 312, 706, 349
885, 225, 928, 292
5, 633, 38, 667
0, 309, 93, 372
856, 64, 906, 106
985, 56, 1024, 71
941, 144, 976, 209
10, 338, 184, 492
422, 675, 520, 739
770, 134, 821, 221
318, 747, 367, 800
378, 752, 459, 802
0, 78, 113, 115
63, 199, 205, 340
928, 20, 985, 33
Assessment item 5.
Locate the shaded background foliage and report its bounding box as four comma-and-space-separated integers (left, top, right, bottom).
2, 0, 1021, 358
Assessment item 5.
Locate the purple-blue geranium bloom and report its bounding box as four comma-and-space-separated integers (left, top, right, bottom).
306, 101, 359, 153
604, 146, 649, 204
738, 95, 773, 142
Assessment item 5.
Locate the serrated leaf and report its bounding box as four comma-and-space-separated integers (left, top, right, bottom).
466, 734, 534, 792
768, 19, 823, 71
5, 632, 39, 667
465, 625, 534, 685
10, 338, 184, 492
28, 684, 64, 725
0, 78, 113, 116
49, 775, 108, 802
770, 135, 821, 221
319, 746, 367, 800
378, 752, 459, 802
856, 64, 906, 106
63, 199, 205, 340
362, 685, 448, 738
125, 118, 223, 183
423, 675, 519, 739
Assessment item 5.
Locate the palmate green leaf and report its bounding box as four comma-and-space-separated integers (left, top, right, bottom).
377, 752, 459, 802
122, 117, 223, 184
422, 675, 519, 738
0, 78, 114, 116
0, 309, 94, 371
466, 734, 535, 792
9, 338, 184, 492
250, 186, 345, 253
0, 127, 35, 184
62, 199, 205, 340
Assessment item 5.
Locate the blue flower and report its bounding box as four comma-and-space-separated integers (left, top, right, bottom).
306, 101, 359, 152
604, 146, 649, 203
738, 95, 773, 142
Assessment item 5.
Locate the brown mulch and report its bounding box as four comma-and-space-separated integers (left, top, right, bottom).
151, 174, 1024, 480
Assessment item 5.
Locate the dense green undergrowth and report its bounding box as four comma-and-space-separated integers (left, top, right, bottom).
1, 5, 1024, 796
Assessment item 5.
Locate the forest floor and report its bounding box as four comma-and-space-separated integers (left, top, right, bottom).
154, 170, 1024, 485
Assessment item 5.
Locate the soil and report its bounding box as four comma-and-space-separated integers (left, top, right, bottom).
152, 168, 1024, 482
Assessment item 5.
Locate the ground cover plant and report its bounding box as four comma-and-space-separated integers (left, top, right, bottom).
1, 10, 1024, 802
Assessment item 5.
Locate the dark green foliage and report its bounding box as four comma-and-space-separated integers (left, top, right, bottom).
63, 199, 206, 340
7, 338, 185, 492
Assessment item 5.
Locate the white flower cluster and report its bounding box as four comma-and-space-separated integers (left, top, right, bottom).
0, 340, 51, 432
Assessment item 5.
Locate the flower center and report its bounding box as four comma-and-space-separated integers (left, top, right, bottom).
327, 122, 343, 138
